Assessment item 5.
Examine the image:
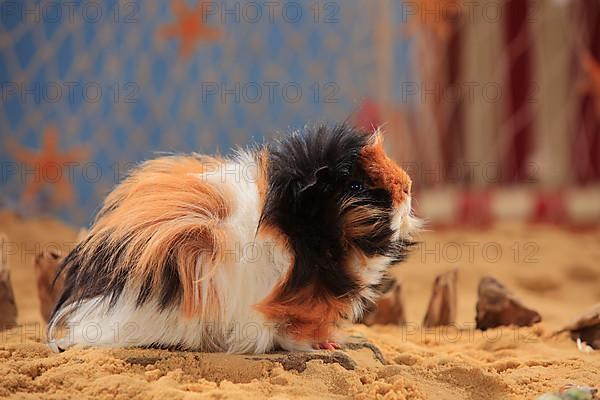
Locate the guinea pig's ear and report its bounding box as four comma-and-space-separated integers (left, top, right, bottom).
299, 165, 330, 194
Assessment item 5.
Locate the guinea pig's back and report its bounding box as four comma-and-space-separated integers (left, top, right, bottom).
47, 152, 284, 353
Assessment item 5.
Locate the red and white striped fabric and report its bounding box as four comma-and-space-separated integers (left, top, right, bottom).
353, 1, 600, 229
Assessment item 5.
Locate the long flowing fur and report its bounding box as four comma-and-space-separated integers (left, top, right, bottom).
48, 124, 418, 353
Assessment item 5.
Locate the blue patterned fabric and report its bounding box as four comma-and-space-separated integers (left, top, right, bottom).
0, 0, 413, 224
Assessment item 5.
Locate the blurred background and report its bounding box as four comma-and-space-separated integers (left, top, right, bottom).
1, 0, 599, 227
1, 1, 600, 364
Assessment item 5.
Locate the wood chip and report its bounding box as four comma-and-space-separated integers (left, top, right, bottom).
423, 268, 458, 328
33, 228, 86, 322
0, 233, 18, 329
247, 338, 386, 372
34, 247, 64, 322
475, 276, 541, 330
360, 278, 406, 326
557, 303, 600, 350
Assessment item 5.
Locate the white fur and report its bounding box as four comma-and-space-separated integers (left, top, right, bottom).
350, 195, 420, 321
391, 196, 421, 241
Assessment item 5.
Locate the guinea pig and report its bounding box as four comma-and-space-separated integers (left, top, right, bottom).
48, 124, 419, 354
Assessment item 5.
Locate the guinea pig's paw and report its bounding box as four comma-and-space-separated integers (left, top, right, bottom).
312, 341, 342, 350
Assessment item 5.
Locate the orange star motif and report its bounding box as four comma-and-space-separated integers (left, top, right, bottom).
579, 51, 600, 118
159, 0, 223, 58
6, 125, 89, 205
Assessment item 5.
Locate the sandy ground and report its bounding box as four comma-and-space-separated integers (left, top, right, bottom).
0, 209, 599, 399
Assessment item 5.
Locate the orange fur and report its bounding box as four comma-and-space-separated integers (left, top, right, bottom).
84, 155, 229, 317
256, 149, 269, 205
255, 283, 349, 343
360, 133, 412, 205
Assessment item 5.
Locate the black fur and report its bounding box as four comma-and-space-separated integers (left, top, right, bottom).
158, 253, 183, 309
261, 124, 413, 301
53, 237, 128, 311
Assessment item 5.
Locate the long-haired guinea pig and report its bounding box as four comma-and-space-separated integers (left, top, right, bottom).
48, 124, 419, 354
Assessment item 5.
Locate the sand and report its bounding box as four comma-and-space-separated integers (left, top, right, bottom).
0, 209, 599, 399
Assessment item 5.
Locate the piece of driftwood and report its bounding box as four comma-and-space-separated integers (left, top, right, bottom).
34, 247, 64, 322
556, 303, 600, 350
248, 336, 386, 372
360, 278, 406, 326
423, 268, 458, 328
475, 276, 541, 330
34, 228, 87, 322
0, 233, 18, 329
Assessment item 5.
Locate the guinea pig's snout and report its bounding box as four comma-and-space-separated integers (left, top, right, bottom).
392, 189, 418, 239
397, 194, 412, 220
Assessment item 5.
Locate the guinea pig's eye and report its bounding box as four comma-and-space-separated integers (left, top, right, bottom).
348, 181, 364, 192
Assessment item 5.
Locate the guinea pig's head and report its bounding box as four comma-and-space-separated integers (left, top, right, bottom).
257, 124, 419, 348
